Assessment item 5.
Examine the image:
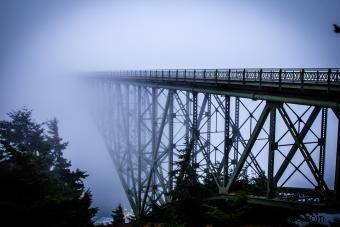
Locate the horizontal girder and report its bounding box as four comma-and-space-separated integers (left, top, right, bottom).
90, 68, 340, 108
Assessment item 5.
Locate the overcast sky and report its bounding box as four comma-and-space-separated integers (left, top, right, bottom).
0, 0, 339, 217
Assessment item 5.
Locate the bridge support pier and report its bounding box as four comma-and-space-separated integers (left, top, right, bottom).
267, 102, 277, 198
223, 96, 231, 187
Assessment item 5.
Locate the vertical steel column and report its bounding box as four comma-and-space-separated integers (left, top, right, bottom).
278, 106, 329, 193
274, 107, 321, 184
233, 97, 240, 168
267, 102, 277, 198
192, 92, 198, 164
137, 86, 142, 216
223, 96, 230, 186
185, 91, 190, 140
114, 84, 138, 213
168, 90, 174, 193
151, 88, 157, 201
226, 104, 270, 192
126, 85, 131, 189
207, 95, 212, 155
126, 86, 138, 208
319, 108, 327, 179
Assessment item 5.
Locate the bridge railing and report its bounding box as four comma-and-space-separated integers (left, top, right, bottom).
111, 68, 340, 85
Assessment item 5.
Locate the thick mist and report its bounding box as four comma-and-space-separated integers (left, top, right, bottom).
0, 0, 339, 217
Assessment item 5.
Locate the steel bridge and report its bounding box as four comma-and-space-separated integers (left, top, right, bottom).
88, 68, 340, 217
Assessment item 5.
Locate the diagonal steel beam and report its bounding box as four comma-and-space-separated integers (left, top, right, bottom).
215, 96, 264, 176
140, 88, 158, 214
118, 85, 139, 206
197, 138, 221, 186
226, 103, 270, 192
174, 92, 192, 128
197, 94, 208, 127
274, 106, 320, 184
153, 92, 171, 196
277, 106, 329, 193
154, 93, 171, 158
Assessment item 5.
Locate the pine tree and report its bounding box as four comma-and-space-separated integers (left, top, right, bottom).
0, 108, 52, 167
111, 204, 125, 226
46, 118, 70, 171
170, 138, 201, 201
0, 108, 97, 226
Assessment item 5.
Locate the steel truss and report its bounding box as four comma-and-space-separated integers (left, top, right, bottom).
89, 70, 340, 217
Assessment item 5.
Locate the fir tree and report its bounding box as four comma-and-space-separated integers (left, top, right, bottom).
0, 108, 52, 167
170, 138, 202, 201
46, 118, 70, 171
0, 108, 97, 226
111, 204, 125, 226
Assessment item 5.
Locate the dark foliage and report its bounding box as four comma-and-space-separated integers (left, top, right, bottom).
0, 108, 97, 226
146, 139, 223, 226
111, 204, 125, 226
143, 138, 306, 226
169, 139, 211, 202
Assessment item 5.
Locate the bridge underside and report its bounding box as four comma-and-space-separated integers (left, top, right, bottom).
88, 69, 340, 217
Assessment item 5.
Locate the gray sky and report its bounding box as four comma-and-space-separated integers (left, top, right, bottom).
0, 0, 339, 217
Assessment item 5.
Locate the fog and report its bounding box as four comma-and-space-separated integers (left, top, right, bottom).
0, 0, 339, 217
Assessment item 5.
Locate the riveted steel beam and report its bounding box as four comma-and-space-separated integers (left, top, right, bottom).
274, 107, 321, 184
277, 106, 329, 194
226, 103, 270, 192
267, 102, 277, 198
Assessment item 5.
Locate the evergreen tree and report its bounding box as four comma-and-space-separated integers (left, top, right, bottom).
0, 108, 52, 167
0, 108, 97, 226
111, 204, 125, 226
165, 139, 211, 226
46, 118, 70, 171
170, 138, 205, 201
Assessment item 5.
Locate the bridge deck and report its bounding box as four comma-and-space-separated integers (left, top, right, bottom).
94, 68, 340, 108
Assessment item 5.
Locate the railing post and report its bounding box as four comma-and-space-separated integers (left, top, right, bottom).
278, 69, 282, 91
176, 70, 178, 81
328, 68, 331, 93
184, 69, 187, 81
203, 69, 206, 80
259, 69, 262, 88
215, 69, 218, 82
228, 69, 231, 85
300, 69, 304, 91
242, 69, 246, 85
194, 69, 196, 81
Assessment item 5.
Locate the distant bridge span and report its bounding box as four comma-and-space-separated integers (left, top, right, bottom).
88, 68, 340, 217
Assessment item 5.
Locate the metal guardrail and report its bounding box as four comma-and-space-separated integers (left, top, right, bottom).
102, 68, 340, 86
